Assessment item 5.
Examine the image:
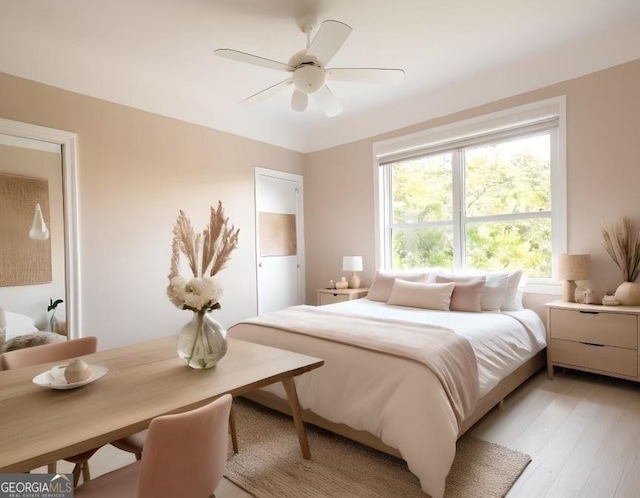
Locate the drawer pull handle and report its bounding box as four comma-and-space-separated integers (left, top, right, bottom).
579, 311, 599, 315
581, 342, 605, 347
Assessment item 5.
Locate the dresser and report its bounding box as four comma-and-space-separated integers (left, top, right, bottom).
545, 300, 640, 381
316, 288, 369, 306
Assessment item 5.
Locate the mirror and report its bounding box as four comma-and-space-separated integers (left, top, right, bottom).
0, 118, 79, 340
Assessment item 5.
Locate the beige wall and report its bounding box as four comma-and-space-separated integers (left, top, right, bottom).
1, 58, 638, 343
303, 59, 640, 308
0, 72, 304, 349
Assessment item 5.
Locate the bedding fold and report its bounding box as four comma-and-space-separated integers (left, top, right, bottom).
241, 304, 479, 428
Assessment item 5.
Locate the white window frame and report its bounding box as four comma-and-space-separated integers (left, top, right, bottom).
373, 97, 566, 294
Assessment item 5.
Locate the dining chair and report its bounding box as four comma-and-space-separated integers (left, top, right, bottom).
0, 336, 100, 485
111, 403, 239, 459
74, 394, 232, 498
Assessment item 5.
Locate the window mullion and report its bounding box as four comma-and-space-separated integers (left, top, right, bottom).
383, 165, 393, 269
452, 149, 464, 269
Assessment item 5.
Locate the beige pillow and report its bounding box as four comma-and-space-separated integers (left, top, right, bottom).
430, 272, 508, 311
387, 280, 455, 311
367, 271, 428, 302
435, 276, 485, 312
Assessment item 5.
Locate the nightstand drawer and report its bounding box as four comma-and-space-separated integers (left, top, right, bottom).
549, 308, 637, 349
319, 293, 347, 305
550, 339, 638, 377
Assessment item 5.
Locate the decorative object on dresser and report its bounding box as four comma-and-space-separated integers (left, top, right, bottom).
601, 216, 640, 305
335, 277, 349, 289
342, 255, 363, 289
558, 253, 590, 302
316, 287, 368, 306
167, 201, 239, 369
545, 300, 639, 381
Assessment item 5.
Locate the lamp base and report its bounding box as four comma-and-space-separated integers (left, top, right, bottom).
563, 280, 577, 302
347, 273, 361, 289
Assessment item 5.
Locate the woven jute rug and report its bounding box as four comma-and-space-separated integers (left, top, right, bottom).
225, 399, 531, 498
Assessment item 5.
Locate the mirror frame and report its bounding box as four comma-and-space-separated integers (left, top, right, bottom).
0, 117, 80, 339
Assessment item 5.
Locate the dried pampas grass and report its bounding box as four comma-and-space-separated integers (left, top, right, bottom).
169, 201, 240, 279
601, 216, 640, 282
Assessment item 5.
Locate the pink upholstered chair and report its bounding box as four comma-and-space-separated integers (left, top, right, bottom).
111, 405, 239, 460
0, 336, 100, 485
0, 336, 97, 370
74, 394, 232, 498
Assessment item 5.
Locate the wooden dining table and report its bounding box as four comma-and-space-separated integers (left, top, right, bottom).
0, 337, 324, 473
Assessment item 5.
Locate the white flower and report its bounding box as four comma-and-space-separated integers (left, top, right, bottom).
167, 276, 223, 312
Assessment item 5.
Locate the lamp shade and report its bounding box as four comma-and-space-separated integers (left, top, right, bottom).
342, 256, 363, 272
559, 254, 590, 280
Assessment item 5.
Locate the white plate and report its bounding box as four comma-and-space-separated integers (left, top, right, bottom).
32, 364, 108, 390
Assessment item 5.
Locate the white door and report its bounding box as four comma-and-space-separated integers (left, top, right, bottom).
255, 168, 305, 314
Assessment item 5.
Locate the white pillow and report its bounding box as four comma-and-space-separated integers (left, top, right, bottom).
4, 311, 39, 336
387, 280, 455, 311
367, 271, 428, 302
497, 270, 523, 311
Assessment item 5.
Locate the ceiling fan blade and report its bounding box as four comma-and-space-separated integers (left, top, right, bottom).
313, 85, 343, 117
327, 68, 405, 85
306, 20, 353, 66
291, 90, 309, 112
242, 78, 292, 104
215, 49, 294, 73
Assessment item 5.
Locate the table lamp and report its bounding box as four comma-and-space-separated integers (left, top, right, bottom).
343, 256, 363, 289
559, 254, 590, 302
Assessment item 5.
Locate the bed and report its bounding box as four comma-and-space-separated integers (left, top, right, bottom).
0, 308, 65, 357
228, 271, 546, 498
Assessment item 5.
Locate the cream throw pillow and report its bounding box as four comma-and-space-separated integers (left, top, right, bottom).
367, 271, 428, 302
435, 276, 485, 312
498, 270, 524, 311
387, 280, 455, 311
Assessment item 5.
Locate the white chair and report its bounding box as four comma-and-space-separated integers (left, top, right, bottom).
74, 394, 232, 498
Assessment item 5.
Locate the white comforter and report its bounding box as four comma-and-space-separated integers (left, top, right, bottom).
228, 299, 546, 497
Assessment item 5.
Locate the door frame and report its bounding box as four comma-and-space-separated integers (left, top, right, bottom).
254, 167, 305, 314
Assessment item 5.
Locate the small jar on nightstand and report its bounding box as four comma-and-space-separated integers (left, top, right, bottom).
316, 288, 369, 306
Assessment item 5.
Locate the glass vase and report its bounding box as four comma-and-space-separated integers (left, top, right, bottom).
176, 311, 227, 369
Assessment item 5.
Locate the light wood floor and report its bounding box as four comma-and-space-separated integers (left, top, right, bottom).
36, 368, 640, 497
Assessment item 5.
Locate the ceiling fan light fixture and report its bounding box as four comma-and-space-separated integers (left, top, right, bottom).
292, 65, 326, 94
291, 90, 308, 112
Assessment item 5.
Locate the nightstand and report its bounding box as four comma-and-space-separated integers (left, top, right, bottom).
545, 300, 640, 382
316, 288, 369, 306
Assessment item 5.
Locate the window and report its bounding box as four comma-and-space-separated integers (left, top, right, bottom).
375, 98, 566, 285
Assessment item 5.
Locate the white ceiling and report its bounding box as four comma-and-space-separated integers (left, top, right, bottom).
1, 0, 639, 153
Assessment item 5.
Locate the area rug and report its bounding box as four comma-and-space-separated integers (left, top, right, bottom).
225, 399, 531, 498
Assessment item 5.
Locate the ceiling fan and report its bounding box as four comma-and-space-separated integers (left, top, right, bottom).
215, 15, 405, 117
